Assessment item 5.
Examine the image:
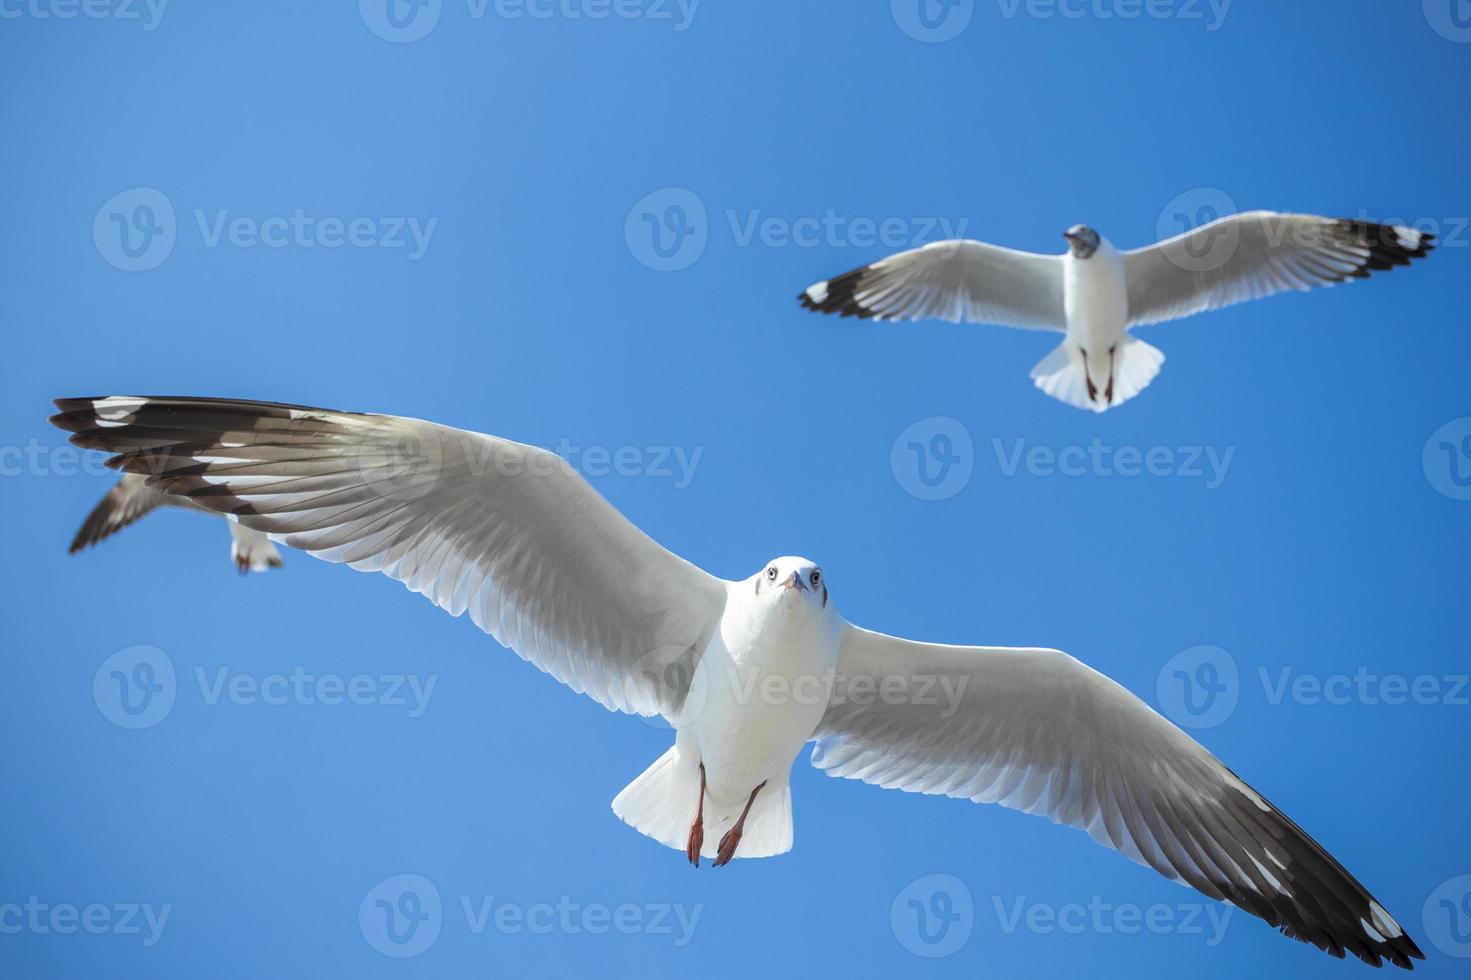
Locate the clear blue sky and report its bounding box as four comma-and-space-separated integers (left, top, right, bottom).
2, 2, 1469, 977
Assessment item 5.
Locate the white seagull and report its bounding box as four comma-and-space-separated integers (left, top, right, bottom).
798, 212, 1434, 412
53, 394, 1423, 969
68, 472, 283, 573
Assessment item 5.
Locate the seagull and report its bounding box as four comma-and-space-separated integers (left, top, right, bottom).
798, 212, 1435, 412
52, 394, 1423, 968
67, 472, 283, 574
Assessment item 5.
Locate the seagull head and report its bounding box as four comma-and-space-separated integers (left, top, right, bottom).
754, 556, 827, 609
1063, 224, 1101, 259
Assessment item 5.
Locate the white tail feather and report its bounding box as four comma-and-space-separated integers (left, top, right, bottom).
1030, 337, 1165, 412
611, 742, 794, 860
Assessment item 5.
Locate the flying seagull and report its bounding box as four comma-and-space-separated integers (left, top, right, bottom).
798, 211, 1434, 412
52, 394, 1423, 969
68, 472, 283, 573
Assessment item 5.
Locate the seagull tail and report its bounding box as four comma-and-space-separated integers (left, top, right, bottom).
1030, 337, 1164, 412
227, 520, 285, 574
611, 742, 794, 860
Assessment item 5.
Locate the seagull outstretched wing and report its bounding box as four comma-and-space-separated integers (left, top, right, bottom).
814, 623, 1424, 970
52, 395, 726, 719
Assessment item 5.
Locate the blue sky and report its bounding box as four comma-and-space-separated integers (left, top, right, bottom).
2, 1, 1469, 976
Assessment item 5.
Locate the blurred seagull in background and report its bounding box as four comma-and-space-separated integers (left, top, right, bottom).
51, 394, 1426, 969
67, 472, 282, 574
799, 211, 1434, 412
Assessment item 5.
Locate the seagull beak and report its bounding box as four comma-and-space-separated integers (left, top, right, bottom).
1062, 230, 1079, 245
780, 571, 808, 592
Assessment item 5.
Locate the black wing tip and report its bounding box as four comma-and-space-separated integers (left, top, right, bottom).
796, 266, 884, 320
1337, 220, 1437, 276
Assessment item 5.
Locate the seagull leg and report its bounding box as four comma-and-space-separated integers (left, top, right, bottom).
1080, 347, 1099, 404
1104, 345, 1117, 406
686, 763, 706, 867
713, 780, 766, 867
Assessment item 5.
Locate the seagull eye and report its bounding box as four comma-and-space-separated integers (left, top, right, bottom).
810, 571, 821, 586
766, 567, 778, 581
